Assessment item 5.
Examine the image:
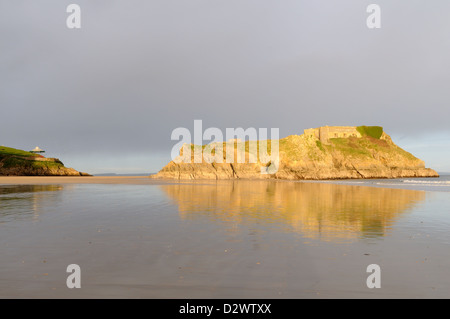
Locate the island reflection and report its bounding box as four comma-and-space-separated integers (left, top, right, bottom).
0, 185, 64, 223
160, 181, 426, 242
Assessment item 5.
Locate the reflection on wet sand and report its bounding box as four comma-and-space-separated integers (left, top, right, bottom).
0, 185, 64, 223
160, 181, 426, 242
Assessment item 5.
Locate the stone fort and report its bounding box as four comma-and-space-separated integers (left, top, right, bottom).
304, 126, 362, 144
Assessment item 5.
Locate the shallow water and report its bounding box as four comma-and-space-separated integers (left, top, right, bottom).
0, 180, 449, 298
321, 175, 450, 192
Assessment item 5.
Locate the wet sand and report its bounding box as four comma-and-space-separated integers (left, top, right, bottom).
0, 176, 157, 185
1, 177, 449, 298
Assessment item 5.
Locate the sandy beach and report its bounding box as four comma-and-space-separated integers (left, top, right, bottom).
1, 177, 449, 298
0, 176, 157, 185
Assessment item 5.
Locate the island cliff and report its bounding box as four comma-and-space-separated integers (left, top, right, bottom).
151, 126, 439, 180
0, 146, 89, 176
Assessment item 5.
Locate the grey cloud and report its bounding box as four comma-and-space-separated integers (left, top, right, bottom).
1, 0, 450, 172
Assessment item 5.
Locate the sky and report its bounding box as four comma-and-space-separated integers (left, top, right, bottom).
1, 0, 450, 174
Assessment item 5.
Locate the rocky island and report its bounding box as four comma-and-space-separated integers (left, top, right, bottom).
0, 146, 89, 176
152, 126, 439, 180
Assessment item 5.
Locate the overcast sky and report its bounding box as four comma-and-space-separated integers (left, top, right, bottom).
1, 0, 450, 174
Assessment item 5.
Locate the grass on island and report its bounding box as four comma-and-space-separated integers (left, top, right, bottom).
356, 126, 384, 139
0, 156, 62, 170
188, 140, 276, 160
0, 146, 65, 171
0, 146, 36, 158
327, 135, 418, 161
328, 137, 373, 157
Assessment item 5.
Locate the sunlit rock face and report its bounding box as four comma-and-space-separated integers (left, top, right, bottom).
152, 127, 439, 180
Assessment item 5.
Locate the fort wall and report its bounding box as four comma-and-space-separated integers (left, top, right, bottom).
304, 126, 362, 144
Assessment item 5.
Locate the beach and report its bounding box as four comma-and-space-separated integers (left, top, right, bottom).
0, 176, 158, 185
0, 176, 449, 298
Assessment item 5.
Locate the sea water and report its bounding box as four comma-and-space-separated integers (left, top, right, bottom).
321, 175, 450, 192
